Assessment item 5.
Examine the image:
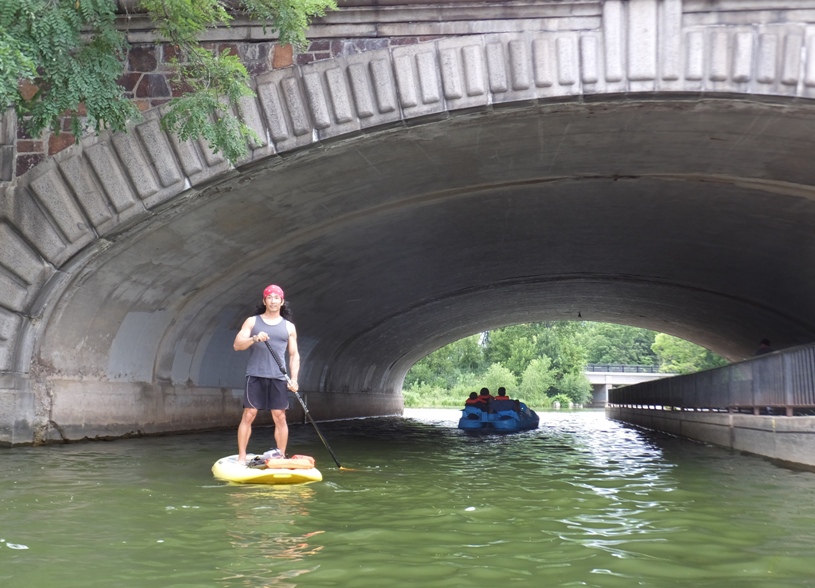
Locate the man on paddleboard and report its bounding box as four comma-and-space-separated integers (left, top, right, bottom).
233, 284, 300, 464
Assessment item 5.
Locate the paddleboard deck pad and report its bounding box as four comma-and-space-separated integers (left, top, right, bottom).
212, 454, 322, 485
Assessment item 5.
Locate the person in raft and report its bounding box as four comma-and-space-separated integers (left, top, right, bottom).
233, 284, 300, 464
465, 392, 480, 406
492, 387, 520, 412
474, 387, 493, 409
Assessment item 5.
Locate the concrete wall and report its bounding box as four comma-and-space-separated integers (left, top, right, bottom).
10, 378, 401, 446
607, 406, 815, 469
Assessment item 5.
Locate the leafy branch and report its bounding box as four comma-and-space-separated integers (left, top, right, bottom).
0, 0, 336, 164
1, 0, 138, 140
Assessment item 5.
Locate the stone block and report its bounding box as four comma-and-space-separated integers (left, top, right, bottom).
16, 140, 44, 154
135, 73, 171, 98
127, 45, 158, 72
118, 72, 142, 93
0, 309, 22, 371
56, 152, 115, 234
0, 376, 35, 446
83, 137, 143, 217
48, 132, 76, 156
273, 44, 294, 69
534, 33, 584, 100
437, 37, 490, 111
112, 123, 187, 209
343, 50, 401, 129
299, 58, 362, 140
392, 42, 446, 119
135, 117, 185, 187
485, 34, 541, 103
236, 92, 276, 163
255, 68, 317, 153
3, 180, 82, 267
0, 145, 13, 182
0, 108, 15, 144
15, 153, 44, 177
144, 108, 231, 187
29, 167, 95, 244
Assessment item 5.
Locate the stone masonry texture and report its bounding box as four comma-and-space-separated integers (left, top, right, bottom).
4, 35, 428, 184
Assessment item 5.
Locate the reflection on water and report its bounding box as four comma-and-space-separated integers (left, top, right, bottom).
224, 485, 323, 586
2, 409, 815, 587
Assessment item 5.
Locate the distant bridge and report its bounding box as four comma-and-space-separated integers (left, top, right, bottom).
585, 365, 676, 407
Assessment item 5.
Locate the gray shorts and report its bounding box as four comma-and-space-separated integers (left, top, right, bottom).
244, 376, 289, 410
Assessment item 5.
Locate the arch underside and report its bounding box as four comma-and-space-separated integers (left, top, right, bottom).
39, 98, 815, 395
5, 17, 815, 442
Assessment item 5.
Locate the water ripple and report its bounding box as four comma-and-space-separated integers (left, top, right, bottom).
2, 409, 815, 587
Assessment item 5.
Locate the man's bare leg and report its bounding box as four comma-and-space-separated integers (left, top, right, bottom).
237, 408, 258, 463
271, 409, 288, 456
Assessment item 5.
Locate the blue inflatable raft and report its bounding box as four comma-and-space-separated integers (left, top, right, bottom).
457, 400, 539, 432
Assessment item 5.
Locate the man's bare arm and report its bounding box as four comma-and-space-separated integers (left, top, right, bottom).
287, 324, 300, 391
233, 316, 259, 351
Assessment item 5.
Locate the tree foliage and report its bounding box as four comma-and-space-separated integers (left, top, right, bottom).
518, 357, 556, 407
1, 0, 137, 139
555, 372, 592, 405
1, 0, 336, 163
577, 322, 657, 365
480, 363, 517, 398
403, 334, 484, 390
651, 333, 728, 375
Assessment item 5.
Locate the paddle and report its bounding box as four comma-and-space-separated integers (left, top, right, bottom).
263, 340, 346, 469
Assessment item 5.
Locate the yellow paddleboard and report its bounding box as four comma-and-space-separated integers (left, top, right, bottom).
212, 454, 322, 485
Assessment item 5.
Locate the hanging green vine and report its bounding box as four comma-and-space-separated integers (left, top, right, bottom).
0, 0, 336, 164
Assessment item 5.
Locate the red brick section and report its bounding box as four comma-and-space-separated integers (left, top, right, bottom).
8, 37, 431, 183
17, 140, 43, 153
273, 44, 294, 69
18, 80, 38, 101
48, 132, 76, 154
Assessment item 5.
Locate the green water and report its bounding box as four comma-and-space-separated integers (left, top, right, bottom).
2, 409, 815, 587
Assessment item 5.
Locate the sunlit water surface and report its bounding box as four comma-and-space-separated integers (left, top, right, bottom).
2, 409, 815, 587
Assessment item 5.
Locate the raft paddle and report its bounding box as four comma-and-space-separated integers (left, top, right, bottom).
263, 340, 346, 469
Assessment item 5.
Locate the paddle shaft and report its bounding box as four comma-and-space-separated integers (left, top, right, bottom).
263, 340, 343, 469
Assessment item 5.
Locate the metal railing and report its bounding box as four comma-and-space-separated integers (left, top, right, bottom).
608, 343, 815, 416
586, 364, 661, 373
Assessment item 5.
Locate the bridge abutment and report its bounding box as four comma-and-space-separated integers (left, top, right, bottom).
608, 345, 815, 468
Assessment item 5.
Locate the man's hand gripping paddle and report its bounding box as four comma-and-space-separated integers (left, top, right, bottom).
263, 340, 348, 470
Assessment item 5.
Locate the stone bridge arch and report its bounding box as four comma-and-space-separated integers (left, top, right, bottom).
4, 0, 815, 444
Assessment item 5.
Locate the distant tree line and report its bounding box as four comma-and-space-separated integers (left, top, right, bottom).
402, 322, 728, 409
